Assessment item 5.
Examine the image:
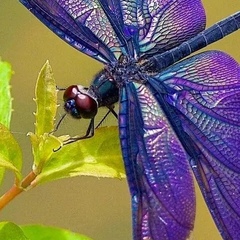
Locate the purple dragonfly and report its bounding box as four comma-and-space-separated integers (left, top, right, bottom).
20, 1, 240, 239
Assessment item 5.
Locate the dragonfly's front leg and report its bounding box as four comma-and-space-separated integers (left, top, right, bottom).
63, 118, 95, 145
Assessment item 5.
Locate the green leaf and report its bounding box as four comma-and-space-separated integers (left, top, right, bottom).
0, 222, 28, 240
0, 59, 13, 129
29, 132, 62, 170
33, 126, 125, 186
34, 61, 57, 136
0, 124, 22, 184
29, 61, 61, 172
21, 224, 92, 240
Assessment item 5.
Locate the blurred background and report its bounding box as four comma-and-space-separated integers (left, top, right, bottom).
0, 1, 240, 239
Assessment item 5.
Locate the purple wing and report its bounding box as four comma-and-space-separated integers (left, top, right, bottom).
19, 0, 125, 63
149, 50, 240, 239
119, 83, 195, 240
137, 0, 206, 55
20, 0, 206, 61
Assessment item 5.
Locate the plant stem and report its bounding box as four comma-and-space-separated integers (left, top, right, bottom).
0, 171, 36, 210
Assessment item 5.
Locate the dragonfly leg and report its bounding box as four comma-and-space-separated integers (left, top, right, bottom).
50, 113, 67, 134
63, 118, 95, 145
95, 105, 118, 129
64, 105, 118, 145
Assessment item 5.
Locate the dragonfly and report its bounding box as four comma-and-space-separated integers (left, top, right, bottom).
20, 1, 240, 239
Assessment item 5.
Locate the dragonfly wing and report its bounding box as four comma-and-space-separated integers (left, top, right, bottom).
150, 50, 240, 239
20, 0, 206, 61
20, 0, 129, 63
137, 0, 206, 56
119, 82, 195, 240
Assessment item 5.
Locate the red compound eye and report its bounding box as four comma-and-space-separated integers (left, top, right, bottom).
63, 85, 79, 101
63, 85, 98, 119
74, 93, 98, 119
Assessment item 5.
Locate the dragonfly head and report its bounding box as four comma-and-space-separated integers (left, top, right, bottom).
63, 85, 98, 119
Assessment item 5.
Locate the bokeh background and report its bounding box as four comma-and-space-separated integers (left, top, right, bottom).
0, 1, 240, 239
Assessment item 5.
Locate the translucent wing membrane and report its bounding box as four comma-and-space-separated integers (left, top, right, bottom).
20, 0, 206, 61
119, 83, 195, 240
150, 51, 240, 239
137, 0, 206, 55
20, 0, 124, 63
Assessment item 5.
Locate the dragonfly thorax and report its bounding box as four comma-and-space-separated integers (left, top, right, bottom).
107, 55, 146, 86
